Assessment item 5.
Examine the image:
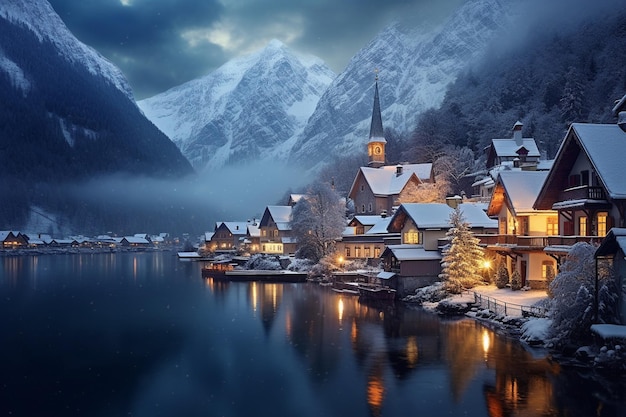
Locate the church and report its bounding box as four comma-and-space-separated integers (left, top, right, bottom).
348, 77, 434, 216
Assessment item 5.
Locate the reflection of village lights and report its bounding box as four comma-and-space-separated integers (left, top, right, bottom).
379, 311, 384, 320
482, 329, 491, 357
351, 320, 358, 344
406, 336, 419, 368
251, 282, 258, 312
338, 298, 344, 323
367, 367, 385, 417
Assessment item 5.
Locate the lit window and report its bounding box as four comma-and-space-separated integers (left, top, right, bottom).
542, 261, 554, 279
597, 212, 608, 237
364, 247, 371, 258
374, 247, 381, 257
355, 247, 361, 257
404, 229, 419, 244
546, 217, 558, 236
579, 216, 587, 236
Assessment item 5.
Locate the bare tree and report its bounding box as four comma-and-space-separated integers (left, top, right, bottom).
290, 181, 346, 262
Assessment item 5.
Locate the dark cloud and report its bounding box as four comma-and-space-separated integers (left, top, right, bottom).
48, 0, 463, 99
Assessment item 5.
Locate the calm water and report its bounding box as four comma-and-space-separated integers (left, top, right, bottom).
1, 252, 625, 417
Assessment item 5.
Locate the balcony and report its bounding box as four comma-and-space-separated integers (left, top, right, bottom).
546, 235, 604, 246
560, 185, 606, 201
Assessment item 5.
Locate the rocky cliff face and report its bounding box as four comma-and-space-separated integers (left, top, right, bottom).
288, 0, 513, 170
138, 40, 336, 172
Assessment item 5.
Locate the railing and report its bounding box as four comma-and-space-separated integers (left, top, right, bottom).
472, 292, 548, 318
561, 185, 606, 201
546, 235, 604, 246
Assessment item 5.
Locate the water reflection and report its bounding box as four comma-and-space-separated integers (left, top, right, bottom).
2, 253, 625, 417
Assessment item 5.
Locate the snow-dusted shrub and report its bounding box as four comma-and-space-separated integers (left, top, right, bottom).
495, 260, 509, 289
545, 264, 556, 298
403, 282, 448, 304
547, 242, 617, 346
510, 270, 522, 291
287, 257, 315, 272
244, 254, 281, 270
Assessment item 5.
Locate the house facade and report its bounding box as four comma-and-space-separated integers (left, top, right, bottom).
534, 122, 626, 263
209, 222, 249, 252
485, 170, 558, 289
259, 206, 296, 255
382, 202, 497, 296
336, 215, 395, 265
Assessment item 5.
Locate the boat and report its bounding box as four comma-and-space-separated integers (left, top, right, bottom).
331, 281, 360, 295
357, 283, 396, 302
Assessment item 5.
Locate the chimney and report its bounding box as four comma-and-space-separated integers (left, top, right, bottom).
513, 157, 520, 168
396, 164, 403, 177
513, 121, 523, 146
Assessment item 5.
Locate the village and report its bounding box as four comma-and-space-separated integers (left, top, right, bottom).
2, 80, 626, 364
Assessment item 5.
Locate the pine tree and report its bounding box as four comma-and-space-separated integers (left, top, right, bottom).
439, 207, 485, 294
495, 260, 509, 289
510, 269, 522, 291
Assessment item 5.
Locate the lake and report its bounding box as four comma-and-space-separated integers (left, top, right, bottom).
1, 251, 625, 417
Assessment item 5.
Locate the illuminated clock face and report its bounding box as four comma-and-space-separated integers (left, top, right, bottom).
374, 146, 381, 155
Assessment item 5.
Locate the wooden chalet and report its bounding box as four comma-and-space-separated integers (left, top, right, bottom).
381, 202, 497, 296
534, 121, 626, 263
485, 170, 558, 289
259, 206, 295, 255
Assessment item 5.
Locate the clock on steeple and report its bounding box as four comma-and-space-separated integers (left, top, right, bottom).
367, 72, 386, 168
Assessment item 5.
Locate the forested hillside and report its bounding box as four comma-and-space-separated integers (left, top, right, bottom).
0, 17, 194, 233
405, 8, 626, 164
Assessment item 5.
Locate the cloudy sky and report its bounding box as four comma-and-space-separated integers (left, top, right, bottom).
47, 0, 464, 99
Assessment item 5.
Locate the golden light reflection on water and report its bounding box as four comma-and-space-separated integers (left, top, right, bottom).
251, 282, 258, 312
406, 336, 419, 368
337, 298, 344, 323
482, 329, 491, 359
367, 362, 385, 417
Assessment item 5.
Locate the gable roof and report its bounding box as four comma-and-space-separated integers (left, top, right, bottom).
215, 222, 248, 235
535, 123, 626, 209
595, 228, 626, 257
388, 203, 496, 232
260, 206, 292, 230
487, 170, 549, 216
349, 164, 433, 198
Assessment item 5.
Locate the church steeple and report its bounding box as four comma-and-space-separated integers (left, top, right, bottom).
368, 73, 386, 168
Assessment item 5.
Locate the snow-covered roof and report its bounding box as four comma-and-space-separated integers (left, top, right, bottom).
590, 324, 626, 340
536, 159, 554, 171
384, 245, 442, 261
489, 170, 549, 215
391, 203, 496, 230
267, 205, 292, 223
0, 231, 20, 241
353, 163, 433, 197
365, 217, 393, 234
342, 226, 356, 237
377, 271, 396, 280
595, 228, 626, 257
221, 222, 249, 235
352, 215, 385, 226
247, 224, 260, 237
204, 232, 215, 241
122, 236, 149, 244
571, 123, 626, 199
491, 138, 540, 158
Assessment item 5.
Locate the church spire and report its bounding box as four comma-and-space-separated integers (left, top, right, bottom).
368, 71, 386, 168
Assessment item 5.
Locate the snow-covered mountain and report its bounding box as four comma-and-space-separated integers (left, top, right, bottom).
288, 0, 514, 169
0, 0, 132, 99
138, 40, 336, 172
0, 0, 194, 233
